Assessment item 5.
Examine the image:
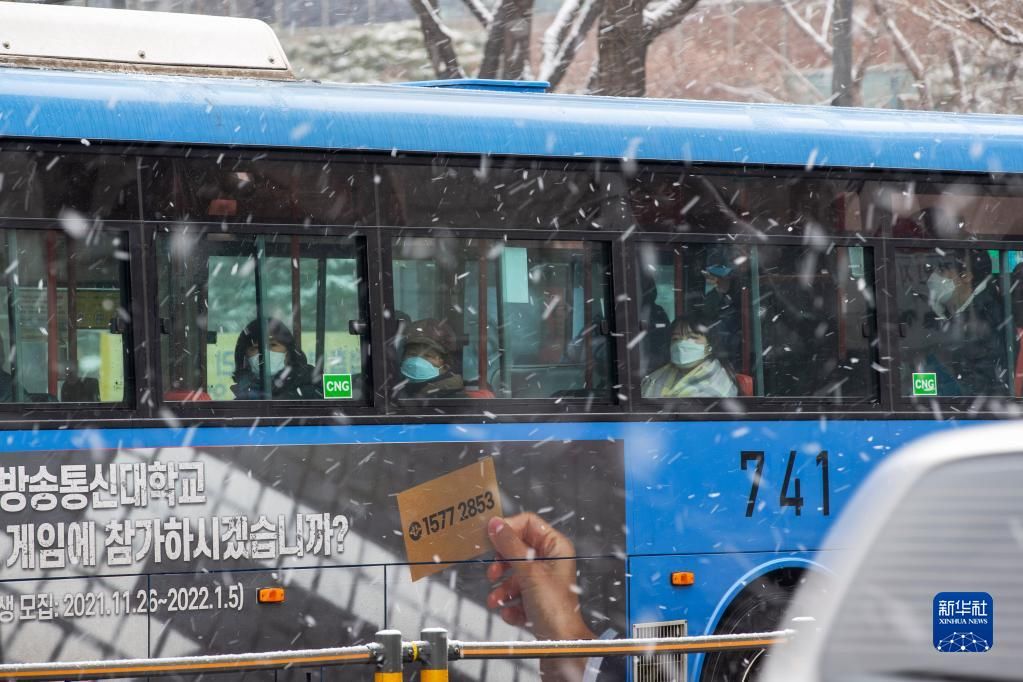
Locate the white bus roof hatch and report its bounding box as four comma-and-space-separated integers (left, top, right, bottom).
0, 1, 292, 79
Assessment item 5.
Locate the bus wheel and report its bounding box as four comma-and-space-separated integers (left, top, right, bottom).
699, 569, 807, 682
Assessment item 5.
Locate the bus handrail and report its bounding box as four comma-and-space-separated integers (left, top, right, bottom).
0, 627, 797, 681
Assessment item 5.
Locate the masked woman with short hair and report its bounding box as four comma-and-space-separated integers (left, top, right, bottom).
641, 315, 738, 399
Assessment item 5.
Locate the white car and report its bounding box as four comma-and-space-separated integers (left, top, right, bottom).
761, 423, 1022, 682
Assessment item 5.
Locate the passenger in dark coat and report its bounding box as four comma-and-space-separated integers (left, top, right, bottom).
231, 318, 322, 400
396, 318, 467, 399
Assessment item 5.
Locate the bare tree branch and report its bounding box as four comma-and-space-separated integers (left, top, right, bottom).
503, 0, 534, 79
949, 40, 966, 110
590, 0, 648, 96
542, 0, 583, 70
711, 82, 787, 104
780, 0, 834, 57
934, 0, 1023, 46
479, 0, 511, 78
643, 0, 699, 43
459, 0, 494, 28
748, 30, 829, 102
540, 0, 604, 88
851, 26, 879, 97
820, 0, 834, 37
409, 0, 466, 78
873, 0, 932, 109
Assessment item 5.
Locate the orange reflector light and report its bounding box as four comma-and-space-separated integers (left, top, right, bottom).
670, 571, 695, 587
257, 587, 285, 604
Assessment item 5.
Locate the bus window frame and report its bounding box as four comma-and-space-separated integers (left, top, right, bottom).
625, 231, 888, 412
378, 226, 629, 414
149, 221, 378, 417
0, 218, 141, 416
885, 233, 1023, 412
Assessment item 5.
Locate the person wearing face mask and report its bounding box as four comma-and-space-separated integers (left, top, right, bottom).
641, 316, 738, 398
231, 318, 322, 400
396, 318, 468, 399
921, 251, 1007, 396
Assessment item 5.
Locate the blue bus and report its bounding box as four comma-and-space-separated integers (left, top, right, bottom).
3, 11, 1023, 682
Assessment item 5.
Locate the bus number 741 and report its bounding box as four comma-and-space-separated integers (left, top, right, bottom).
740, 450, 830, 518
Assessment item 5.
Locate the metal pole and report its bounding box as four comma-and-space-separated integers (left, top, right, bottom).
374, 630, 403, 682
254, 236, 271, 397
454, 629, 794, 660
420, 628, 449, 682
749, 245, 765, 395
0, 645, 376, 681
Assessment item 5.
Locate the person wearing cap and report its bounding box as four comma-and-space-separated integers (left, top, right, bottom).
397, 318, 468, 399
700, 257, 742, 371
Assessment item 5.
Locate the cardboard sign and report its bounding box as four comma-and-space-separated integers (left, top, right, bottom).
396, 457, 503, 581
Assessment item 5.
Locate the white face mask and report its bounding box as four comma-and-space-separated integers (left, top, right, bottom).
248, 351, 287, 375
268, 350, 286, 375
927, 271, 956, 315
671, 339, 707, 367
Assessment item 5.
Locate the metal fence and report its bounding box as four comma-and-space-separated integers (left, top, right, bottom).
0, 627, 797, 681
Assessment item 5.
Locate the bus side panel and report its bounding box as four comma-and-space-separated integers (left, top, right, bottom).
624, 420, 891, 557
0, 428, 627, 682
629, 552, 820, 682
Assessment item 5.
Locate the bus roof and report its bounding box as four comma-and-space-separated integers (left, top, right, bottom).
1, 66, 1022, 174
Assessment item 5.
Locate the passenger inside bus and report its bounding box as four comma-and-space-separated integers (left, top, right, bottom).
396, 318, 468, 399
636, 273, 670, 377
923, 250, 1007, 396
699, 252, 742, 370
60, 364, 100, 403
231, 318, 322, 400
641, 315, 738, 398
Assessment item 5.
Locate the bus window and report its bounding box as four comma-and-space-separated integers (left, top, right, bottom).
143, 154, 376, 226
0, 148, 139, 221
635, 242, 878, 400
626, 169, 869, 236
158, 230, 367, 402
896, 247, 1013, 399
756, 245, 877, 399
635, 243, 749, 398
884, 180, 1023, 239
380, 157, 630, 231
0, 228, 130, 403
389, 237, 613, 400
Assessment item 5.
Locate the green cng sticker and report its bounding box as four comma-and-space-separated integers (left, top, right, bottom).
912, 372, 938, 397
323, 373, 353, 399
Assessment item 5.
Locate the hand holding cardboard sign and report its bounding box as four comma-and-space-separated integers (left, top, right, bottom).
486, 513, 595, 637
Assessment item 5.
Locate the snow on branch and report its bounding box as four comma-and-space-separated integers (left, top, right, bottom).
539, 0, 604, 88
542, 0, 583, 71
643, 0, 699, 42
960, 1, 1023, 45
410, 0, 467, 78
460, 0, 495, 27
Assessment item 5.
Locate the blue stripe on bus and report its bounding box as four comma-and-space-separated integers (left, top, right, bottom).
2, 68, 1023, 173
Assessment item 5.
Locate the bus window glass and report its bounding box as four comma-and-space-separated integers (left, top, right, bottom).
143, 155, 376, 225
158, 231, 366, 402
896, 247, 1014, 398
380, 158, 631, 230
0, 228, 130, 403
884, 180, 1023, 238
390, 237, 613, 399
626, 169, 868, 235
0, 148, 139, 221
636, 242, 877, 400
